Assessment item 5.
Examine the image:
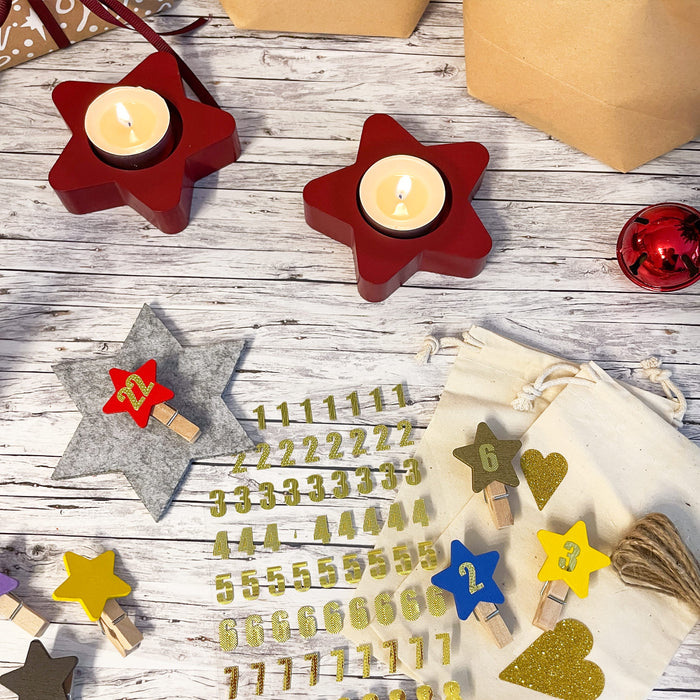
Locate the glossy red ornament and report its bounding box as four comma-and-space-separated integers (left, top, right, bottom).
49, 52, 240, 234
303, 114, 492, 302
617, 203, 700, 292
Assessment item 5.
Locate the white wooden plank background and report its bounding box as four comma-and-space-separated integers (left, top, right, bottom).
0, 0, 698, 698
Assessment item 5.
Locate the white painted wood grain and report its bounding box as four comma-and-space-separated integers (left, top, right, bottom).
0, 0, 698, 697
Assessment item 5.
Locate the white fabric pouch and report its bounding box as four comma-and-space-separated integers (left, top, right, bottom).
343, 327, 693, 699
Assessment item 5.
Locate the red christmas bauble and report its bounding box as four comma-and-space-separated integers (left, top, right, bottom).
616, 203, 700, 292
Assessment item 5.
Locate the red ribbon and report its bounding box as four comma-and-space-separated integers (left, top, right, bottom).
0, 0, 215, 106
78, 0, 217, 106
27, 0, 71, 49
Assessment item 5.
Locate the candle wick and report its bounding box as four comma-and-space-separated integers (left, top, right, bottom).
115, 102, 134, 129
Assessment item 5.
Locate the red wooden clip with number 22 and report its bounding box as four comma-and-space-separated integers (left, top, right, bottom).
103, 358, 200, 442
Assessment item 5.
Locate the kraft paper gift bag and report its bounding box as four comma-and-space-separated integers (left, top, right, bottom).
463, 0, 700, 172
365, 361, 699, 699
341, 326, 686, 686
217, 0, 431, 37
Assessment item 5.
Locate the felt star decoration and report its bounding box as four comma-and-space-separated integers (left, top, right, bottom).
431, 540, 505, 620
103, 358, 174, 428
0, 640, 77, 700
0, 572, 19, 597
537, 520, 611, 598
52, 304, 252, 520
453, 422, 522, 492
53, 551, 131, 621
303, 113, 492, 301
48, 52, 240, 234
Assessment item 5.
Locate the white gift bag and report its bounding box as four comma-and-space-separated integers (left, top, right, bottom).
378, 361, 699, 698
342, 327, 690, 697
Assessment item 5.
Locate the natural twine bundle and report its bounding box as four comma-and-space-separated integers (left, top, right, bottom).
611, 512, 700, 613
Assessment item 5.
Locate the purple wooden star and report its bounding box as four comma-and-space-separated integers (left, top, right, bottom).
0, 572, 19, 597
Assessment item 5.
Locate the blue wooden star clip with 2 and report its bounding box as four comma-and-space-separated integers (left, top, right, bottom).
431, 540, 505, 620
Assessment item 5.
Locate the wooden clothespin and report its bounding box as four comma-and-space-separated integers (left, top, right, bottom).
534, 520, 611, 630
474, 601, 513, 648
0, 573, 49, 637
483, 481, 514, 529
432, 540, 513, 648
103, 358, 200, 443
98, 598, 143, 657
150, 401, 200, 442
532, 579, 570, 631
453, 422, 522, 529
53, 550, 143, 656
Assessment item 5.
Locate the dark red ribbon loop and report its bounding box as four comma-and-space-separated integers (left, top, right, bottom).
79, 0, 218, 107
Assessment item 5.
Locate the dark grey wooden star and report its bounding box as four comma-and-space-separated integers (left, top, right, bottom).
52, 304, 252, 520
0, 640, 77, 700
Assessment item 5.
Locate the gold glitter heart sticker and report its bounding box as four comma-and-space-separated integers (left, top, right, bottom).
520, 449, 568, 510
500, 618, 605, 700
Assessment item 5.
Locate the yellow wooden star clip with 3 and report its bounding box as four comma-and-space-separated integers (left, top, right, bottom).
53, 551, 131, 621
537, 520, 611, 598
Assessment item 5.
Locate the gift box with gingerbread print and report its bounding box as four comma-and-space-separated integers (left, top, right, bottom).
0, 0, 175, 71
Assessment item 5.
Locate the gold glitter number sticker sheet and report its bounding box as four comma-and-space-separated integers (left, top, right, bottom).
209, 385, 445, 699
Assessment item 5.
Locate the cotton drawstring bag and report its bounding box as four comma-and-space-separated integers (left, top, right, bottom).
362, 360, 698, 698
342, 327, 688, 694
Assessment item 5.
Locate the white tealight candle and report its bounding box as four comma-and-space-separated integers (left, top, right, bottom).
358, 154, 447, 237
84, 86, 173, 169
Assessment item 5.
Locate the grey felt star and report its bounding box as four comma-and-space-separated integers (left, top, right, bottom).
52, 305, 252, 520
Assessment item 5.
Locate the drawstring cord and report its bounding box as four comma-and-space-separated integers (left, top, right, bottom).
640, 357, 687, 426
415, 330, 484, 364
511, 363, 594, 411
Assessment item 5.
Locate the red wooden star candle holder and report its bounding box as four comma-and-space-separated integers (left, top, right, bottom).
303, 114, 492, 302
49, 52, 240, 234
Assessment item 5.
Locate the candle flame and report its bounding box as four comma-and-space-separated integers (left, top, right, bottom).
115, 102, 133, 128
392, 174, 413, 218
396, 175, 413, 200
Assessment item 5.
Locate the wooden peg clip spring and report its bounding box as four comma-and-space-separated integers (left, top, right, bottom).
97, 599, 143, 657
474, 600, 512, 647
151, 402, 200, 443
483, 481, 513, 529
533, 579, 569, 631
0, 592, 49, 637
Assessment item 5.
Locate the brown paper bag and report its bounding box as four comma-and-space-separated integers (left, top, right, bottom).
218, 0, 431, 37
463, 0, 700, 172
0, 0, 175, 71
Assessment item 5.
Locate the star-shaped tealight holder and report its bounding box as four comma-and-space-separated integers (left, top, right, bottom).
452, 422, 522, 529
53, 550, 143, 656
533, 520, 611, 631
431, 540, 512, 647
0, 640, 77, 700
48, 52, 240, 234
303, 114, 492, 302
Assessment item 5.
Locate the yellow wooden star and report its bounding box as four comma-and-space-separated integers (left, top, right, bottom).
537, 520, 611, 598
52, 551, 131, 621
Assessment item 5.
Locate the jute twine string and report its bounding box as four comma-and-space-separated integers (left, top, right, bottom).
611, 512, 700, 613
